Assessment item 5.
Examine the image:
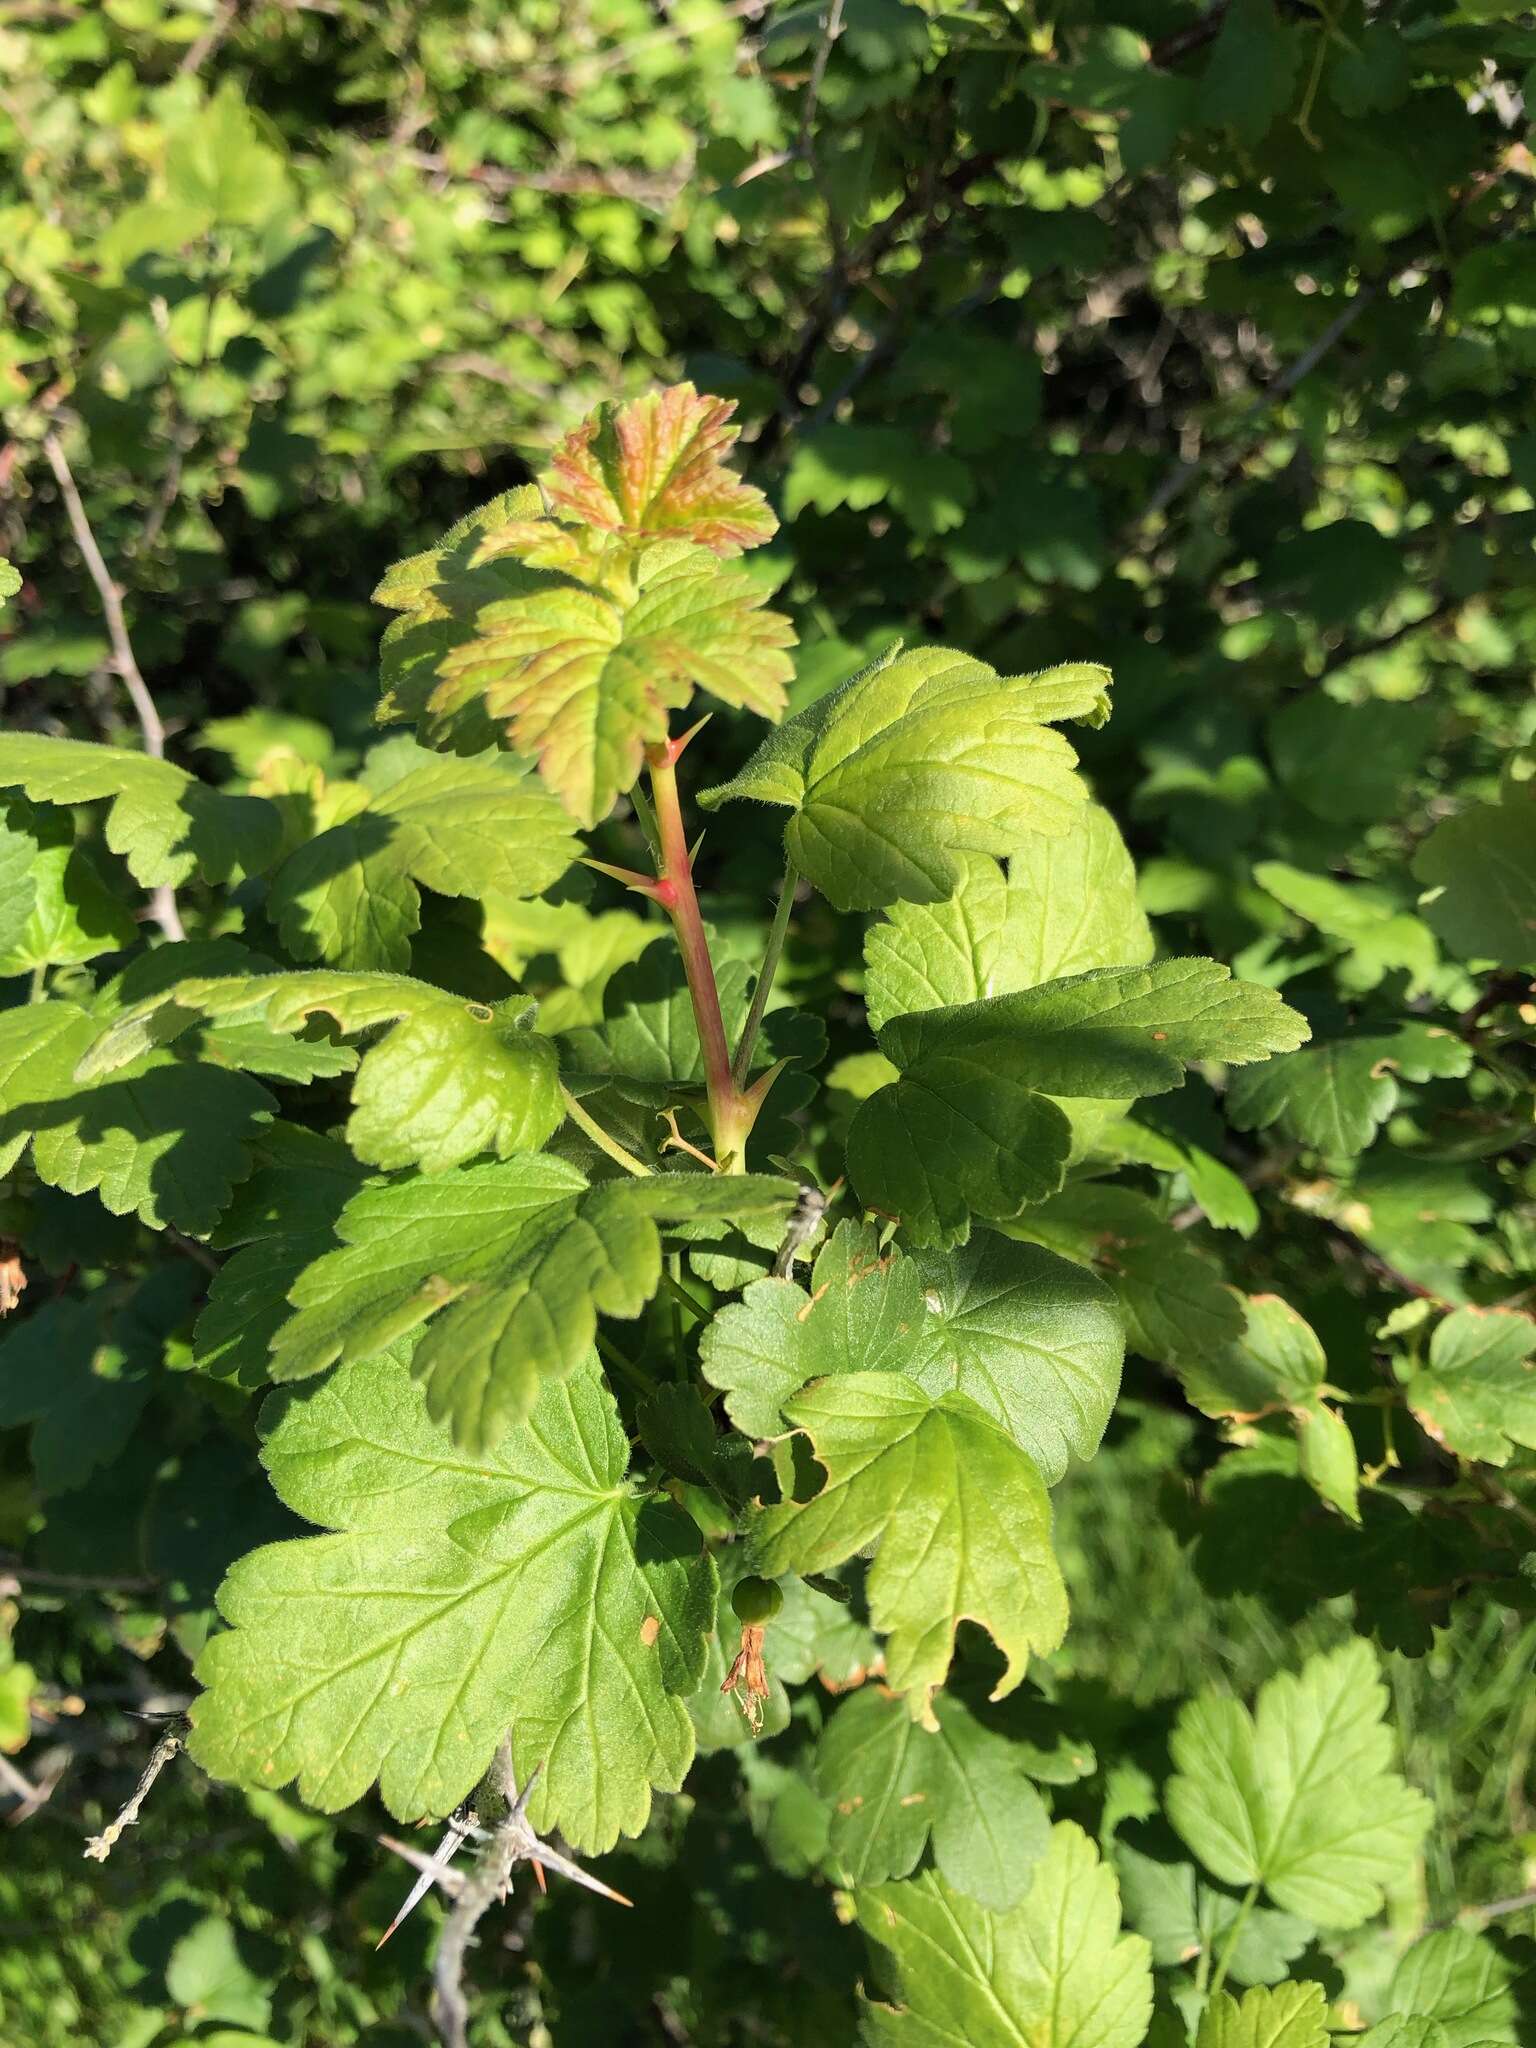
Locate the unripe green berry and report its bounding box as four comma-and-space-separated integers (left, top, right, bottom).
731, 1574, 782, 1625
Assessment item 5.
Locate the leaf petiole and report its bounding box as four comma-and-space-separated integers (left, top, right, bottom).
732, 856, 799, 1089
560, 1084, 652, 1177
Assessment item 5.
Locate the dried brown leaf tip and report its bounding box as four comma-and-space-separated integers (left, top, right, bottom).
721, 1623, 770, 1736
721, 1575, 783, 1734
544, 384, 777, 555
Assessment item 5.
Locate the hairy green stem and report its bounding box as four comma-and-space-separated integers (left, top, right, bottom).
594, 1331, 659, 1398
666, 1251, 687, 1378
1206, 1882, 1259, 2003
732, 857, 799, 1089
660, 1266, 714, 1325
559, 1084, 651, 1177
646, 740, 756, 1170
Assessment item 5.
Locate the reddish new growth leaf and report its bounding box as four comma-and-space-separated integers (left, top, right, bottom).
545, 383, 777, 555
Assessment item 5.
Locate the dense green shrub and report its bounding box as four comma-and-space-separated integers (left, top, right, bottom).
2, 3, 1534, 2045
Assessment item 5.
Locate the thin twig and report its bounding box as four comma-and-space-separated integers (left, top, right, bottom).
402, 148, 687, 212
164, 1227, 220, 1274
82, 1721, 184, 1861
0, 1554, 156, 1593
177, 0, 238, 76
1432, 1885, 1536, 1930
1, 1746, 65, 1826
799, 0, 846, 160
0, 1752, 40, 1811
40, 429, 185, 941
752, 149, 1000, 464
42, 433, 166, 757
1139, 284, 1380, 527
432, 1738, 630, 2048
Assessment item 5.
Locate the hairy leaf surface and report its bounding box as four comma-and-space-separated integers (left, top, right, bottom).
266, 750, 577, 970
78, 969, 564, 1173
752, 1373, 1067, 1721
189, 1349, 714, 1851
857, 1824, 1152, 2047
700, 645, 1105, 911
0, 733, 280, 887
817, 1684, 1049, 1907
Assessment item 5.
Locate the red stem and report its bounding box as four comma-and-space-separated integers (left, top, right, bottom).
646, 739, 755, 1170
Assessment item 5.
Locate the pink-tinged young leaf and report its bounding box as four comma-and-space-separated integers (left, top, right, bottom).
428, 547, 793, 827
544, 384, 777, 555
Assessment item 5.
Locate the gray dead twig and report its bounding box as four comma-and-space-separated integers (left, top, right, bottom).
82, 1720, 185, 1861
40, 427, 185, 941
423, 1736, 631, 2048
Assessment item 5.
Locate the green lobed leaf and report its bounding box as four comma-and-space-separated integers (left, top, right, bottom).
1226, 1019, 1471, 1157
846, 1048, 1074, 1250
864, 808, 1151, 1032
270, 1156, 794, 1448
77, 969, 565, 1175
1413, 795, 1536, 969
266, 749, 579, 971
909, 1232, 1124, 1483
1404, 1305, 1536, 1465
267, 1154, 589, 1382
0, 999, 275, 1233
411, 1171, 797, 1449
700, 644, 1106, 912
751, 1373, 1067, 1721
1253, 861, 1438, 996
1099, 1106, 1259, 1236
1004, 1184, 1242, 1368
1114, 1835, 1313, 1988
194, 1125, 374, 1387
1176, 1293, 1359, 1520
189, 1348, 715, 1853
700, 1218, 928, 1439
1196, 1982, 1329, 2048
700, 1221, 1123, 1483
1166, 1639, 1432, 1926
850, 961, 1305, 1246
816, 1684, 1050, 1908
0, 733, 281, 889
1359, 2022, 1450, 2048
0, 797, 136, 974
876, 959, 1310, 1094
856, 1823, 1152, 2048
1387, 1926, 1536, 2046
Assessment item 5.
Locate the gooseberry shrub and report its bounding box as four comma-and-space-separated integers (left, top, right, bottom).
2, 384, 1534, 2048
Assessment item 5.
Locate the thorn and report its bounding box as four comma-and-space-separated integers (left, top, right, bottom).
526, 1837, 634, 1907
511, 1757, 543, 1820
533, 1860, 547, 1893
376, 1817, 474, 1945
687, 827, 707, 866
580, 855, 665, 900
741, 1055, 789, 1110
668, 713, 712, 764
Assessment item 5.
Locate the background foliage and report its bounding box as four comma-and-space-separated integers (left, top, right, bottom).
1, 0, 1534, 2044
